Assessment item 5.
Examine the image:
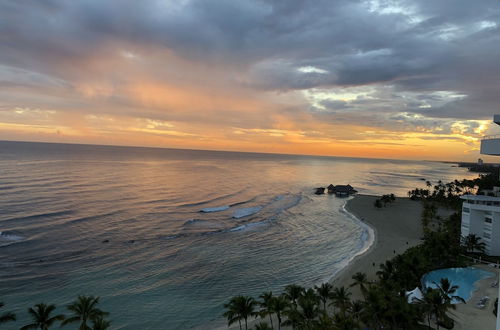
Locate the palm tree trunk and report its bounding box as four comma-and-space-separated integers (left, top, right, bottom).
244, 317, 248, 330
268, 313, 273, 329
238, 319, 242, 330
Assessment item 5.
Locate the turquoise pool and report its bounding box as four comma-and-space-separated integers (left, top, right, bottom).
422, 267, 495, 303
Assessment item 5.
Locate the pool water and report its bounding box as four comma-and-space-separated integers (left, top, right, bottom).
422, 267, 495, 303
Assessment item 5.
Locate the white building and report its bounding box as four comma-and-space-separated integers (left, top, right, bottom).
461, 115, 500, 330
461, 193, 500, 255
461, 115, 500, 255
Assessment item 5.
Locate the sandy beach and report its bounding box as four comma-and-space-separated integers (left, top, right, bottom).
333, 194, 425, 298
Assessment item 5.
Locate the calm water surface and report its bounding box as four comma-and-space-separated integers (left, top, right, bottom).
0, 141, 477, 329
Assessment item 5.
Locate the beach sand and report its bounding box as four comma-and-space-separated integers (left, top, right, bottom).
333, 194, 425, 298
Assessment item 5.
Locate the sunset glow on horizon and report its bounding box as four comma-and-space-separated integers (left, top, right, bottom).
2, 0, 500, 161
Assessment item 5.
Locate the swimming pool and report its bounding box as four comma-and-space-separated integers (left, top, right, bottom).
422, 267, 495, 303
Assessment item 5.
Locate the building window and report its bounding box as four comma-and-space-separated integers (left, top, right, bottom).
484, 232, 491, 239
463, 207, 470, 213
485, 217, 493, 223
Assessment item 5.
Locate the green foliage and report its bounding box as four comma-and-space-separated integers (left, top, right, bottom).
62, 295, 108, 330
254, 322, 273, 330
21, 303, 65, 330
223, 296, 257, 330
374, 194, 395, 208
461, 234, 486, 254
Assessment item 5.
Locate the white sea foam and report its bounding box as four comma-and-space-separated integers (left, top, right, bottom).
232, 206, 262, 219
0, 231, 23, 241
229, 220, 269, 232
324, 201, 375, 281
0, 231, 24, 247
200, 205, 230, 213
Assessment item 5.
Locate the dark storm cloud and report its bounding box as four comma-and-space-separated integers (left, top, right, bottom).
1, 0, 500, 122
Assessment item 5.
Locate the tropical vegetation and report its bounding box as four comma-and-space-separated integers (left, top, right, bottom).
0, 296, 110, 330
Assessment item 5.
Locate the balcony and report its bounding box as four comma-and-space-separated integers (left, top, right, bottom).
481, 135, 500, 155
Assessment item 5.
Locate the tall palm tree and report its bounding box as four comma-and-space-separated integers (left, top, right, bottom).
62, 296, 108, 330
415, 288, 448, 330
435, 278, 465, 304
258, 291, 274, 329
283, 295, 320, 329
254, 322, 272, 330
284, 284, 304, 309
20, 303, 64, 330
329, 287, 351, 317
376, 260, 395, 282
349, 300, 364, 326
462, 234, 486, 253
0, 302, 16, 325
91, 317, 111, 330
223, 296, 257, 330
297, 296, 320, 329
315, 283, 333, 311
271, 296, 288, 330
350, 272, 369, 295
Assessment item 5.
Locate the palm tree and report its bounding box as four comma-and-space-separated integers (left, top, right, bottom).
376, 260, 395, 282
0, 302, 16, 325
349, 300, 364, 326
462, 234, 486, 253
435, 278, 465, 304
314, 283, 333, 311
254, 322, 272, 330
62, 296, 108, 330
329, 287, 351, 317
415, 288, 449, 330
258, 291, 274, 329
223, 296, 257, 330
92, 317, 111, 330
284, 284, 304, 309
21, 303, 64, 330
332, 313, 356, 330
350, 272, 369, 295
271, 296, 288, 330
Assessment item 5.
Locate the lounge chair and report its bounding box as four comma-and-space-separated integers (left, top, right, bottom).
491, 280, 498, 288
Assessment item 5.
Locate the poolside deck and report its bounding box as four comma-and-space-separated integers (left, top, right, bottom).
452, 264, 499, 330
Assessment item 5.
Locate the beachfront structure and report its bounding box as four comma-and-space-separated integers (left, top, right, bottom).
461, 115, 500, 255
481, 115, 500, 155
461, 194, 500, 255
464, 115, 500, 330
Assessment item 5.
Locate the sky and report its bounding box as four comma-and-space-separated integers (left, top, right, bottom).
1, 0, 500, 161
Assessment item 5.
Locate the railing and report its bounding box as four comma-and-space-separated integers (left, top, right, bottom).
482, 134, 500, 140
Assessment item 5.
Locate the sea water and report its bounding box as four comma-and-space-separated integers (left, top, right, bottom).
0, 141, 477, 329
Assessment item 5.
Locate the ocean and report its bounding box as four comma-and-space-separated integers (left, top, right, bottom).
0, 141, 477, 329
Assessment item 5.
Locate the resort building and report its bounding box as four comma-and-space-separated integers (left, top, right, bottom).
462, 115, 500, 330
461, 116, 500, 255
461, 193, 500, 255
481, 114, 500, 156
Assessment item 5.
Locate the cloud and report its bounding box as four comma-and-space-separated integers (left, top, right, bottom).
1, 0, 500, 159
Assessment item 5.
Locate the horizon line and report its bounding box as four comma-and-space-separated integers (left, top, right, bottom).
0, 138, 463, 164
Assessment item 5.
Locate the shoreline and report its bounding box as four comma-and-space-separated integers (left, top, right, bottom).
330, 194, 425, 299
224, 194, 425, 329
